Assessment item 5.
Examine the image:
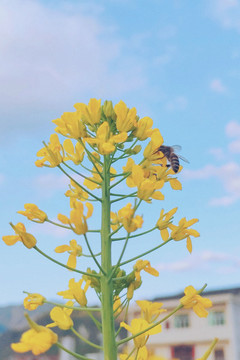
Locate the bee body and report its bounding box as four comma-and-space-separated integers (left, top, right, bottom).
153, 145, 187, 173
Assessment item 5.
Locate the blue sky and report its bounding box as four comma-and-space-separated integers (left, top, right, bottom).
1, 0, 240, 307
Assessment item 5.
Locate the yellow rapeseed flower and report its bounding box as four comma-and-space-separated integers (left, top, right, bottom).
134, 259, 159, 282
57, 278, 91, 307
114, 100, 137, 132
85, 121, 128, 155
11, 322, 58, 355
24, 293, 46, 311
133, 116, 154, 140
120, 318, 162, 349
136, 300, 166, 323
58, 200, 93, 235
65, 179, 89, 201
156, 207, 178, 241
17, 204, 47, 223
169, 217, 200, 253
111, 203, 143, 233
47, 301, 74, 330
35, 134, 65, 167
55, 239, 82, 269
180, 285, 212, 318
63, 139, 85, 165
2, 223, 37, 249
53, 111, 87, 139
74, 98, 101, 126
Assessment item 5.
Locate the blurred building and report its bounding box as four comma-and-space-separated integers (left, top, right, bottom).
129, 287, 240, 360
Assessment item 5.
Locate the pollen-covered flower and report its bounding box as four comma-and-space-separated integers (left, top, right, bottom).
53, 111, 87, 139
156, 207, 178, 241
11, 320, 58, 355
85, 121, 128, 155
136, 300, 166, 323
114, 100, 137, 132
58, 200, 93, 235
55, 239, 82, 269
169, 217, 200, 253
131, 165, 164, 202
120, 318, 162, 348
57, 278, 91, 307
47, 301, 74, 330
24, 293, 46, 311
2, 223, 37, 249
65, 179, 89, 201
133, 116, 154, 140
35, 134, 65, 167
17, 204, 47, 223
63, 139, 85, 165
74, 98, 101, 126
180, 286, 212, 318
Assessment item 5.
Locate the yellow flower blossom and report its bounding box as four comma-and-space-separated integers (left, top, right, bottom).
2, 223, 37, 249
180, 285, 212, 318
47, 301, 74, 330
133, 117, 154, 140
57, 278, 91, 307
63, 139, 85, 165
35, 134, 65, 167
111, 203, 143, 233
136, 300, 166, 323
74, 98, 101, 126
85, 121, 128, 155
24, 293, 46, 311
58, 200, 93, 235
131, 165, 164, 202
156, 207, 178, 241
53, 111, 87, 139
143, 129, 164, 160
11, 322, 58, 355
114, 100, 137, 132
55, 239, 82, 269
120, 318, 162, 348
65, 179, 89, 201
134, 259, 159, 282
169, 217, 200, 253
17, 204, 47, 223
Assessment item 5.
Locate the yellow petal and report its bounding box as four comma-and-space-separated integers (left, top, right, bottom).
186, 237, 192, 253
55, 245, 71, 253
170, 179, 182, 190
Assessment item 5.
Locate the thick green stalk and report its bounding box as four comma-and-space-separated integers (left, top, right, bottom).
101, 155, 117, 360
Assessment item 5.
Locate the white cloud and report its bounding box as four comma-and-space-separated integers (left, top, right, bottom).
209, 147, 226, 160
0, 0, 146, 132
156, 250, 236, 273
166, 96, 188, 111
208, 0, 240, 31
183, 161, 240, 206
209, 78, 227, 93
225, 120, 240, 137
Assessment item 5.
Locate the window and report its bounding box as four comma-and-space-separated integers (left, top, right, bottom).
174, 314, 189, 328
215, 349, 225, 360
208, 311, 225, 326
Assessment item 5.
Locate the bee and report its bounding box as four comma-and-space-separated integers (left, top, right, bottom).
153, 145, 189, 173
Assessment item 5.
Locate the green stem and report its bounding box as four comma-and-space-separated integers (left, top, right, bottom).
117, 284, 208, 346
118, 238, 172, 267
63, 161, 102, 185
109, 172, 130, 189
71, 327, 103, 350
56, 342, 91, 360
34, 246, 100, 278
44, 300, 101, 312
83, 234, 106, 274
58, 164, 101, 202
101, 155, 117, 360
111, 192, 137, 204
112, 227, 157, 242
79, 139, 103, 177
109, 233, 130, 281
86, 309, 102, 331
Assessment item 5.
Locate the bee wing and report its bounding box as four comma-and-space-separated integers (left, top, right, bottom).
171, 145, 182, 151
178, 155, 189, 163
